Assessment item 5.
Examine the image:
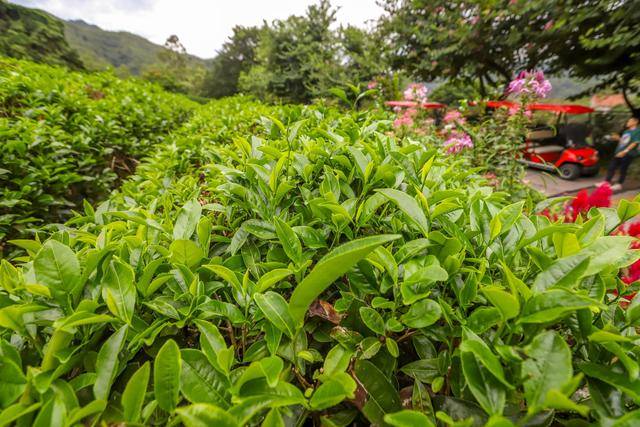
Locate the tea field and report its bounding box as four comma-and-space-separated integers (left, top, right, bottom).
0, 59, 196, 243
1, 60, 640, 426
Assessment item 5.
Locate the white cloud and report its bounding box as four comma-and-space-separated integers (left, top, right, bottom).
11, 0, 384, 58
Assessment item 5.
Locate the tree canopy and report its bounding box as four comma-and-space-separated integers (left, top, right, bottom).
377, 0, 639, 109
200, 1, 384, 103
200, 26, 261, 98
546, 0, 640, 114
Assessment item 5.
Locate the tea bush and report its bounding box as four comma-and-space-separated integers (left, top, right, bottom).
0, 58, 197, 242
2, 94, 640, 427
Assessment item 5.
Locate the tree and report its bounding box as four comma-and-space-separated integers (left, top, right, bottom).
338, 24, 386, 85
143, 35, 205, 95
378, 0, 639, 110
546, 0, 640, 114
377, 0, 561, 95
239, 0, 342, 103
200, 1, 386, 102
200, 26, 262, 98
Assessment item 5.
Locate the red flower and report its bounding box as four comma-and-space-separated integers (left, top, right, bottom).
588, 182, 612, 208
565, 189, 589, 222
563, 183, 612, 222
624, 221, 640, 238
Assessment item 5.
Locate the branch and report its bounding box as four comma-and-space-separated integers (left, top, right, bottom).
621, 79, 639, 116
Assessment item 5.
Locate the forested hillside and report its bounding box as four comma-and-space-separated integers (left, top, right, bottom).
64, 19, 210, 75
0, 1, 83, 69
0, 1, 209, 76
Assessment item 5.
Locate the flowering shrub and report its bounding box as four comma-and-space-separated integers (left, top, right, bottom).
392, 107, 417, 128
403, 82, 428, 103
564, 183, 613, 222
443, 109, 465, 125
444, 131, 474, 154
462, 70, 552, 197
390, 83, 438, 136
540, 184, 640, 299
507, 70, 553, 99
621, 221, 640, 285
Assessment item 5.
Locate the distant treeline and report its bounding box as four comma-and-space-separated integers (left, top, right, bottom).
1, 0, 637, 112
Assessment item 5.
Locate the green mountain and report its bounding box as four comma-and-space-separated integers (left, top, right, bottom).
0, 1, 83, 69
1, 1, 210, 75
64, 19, 210, 75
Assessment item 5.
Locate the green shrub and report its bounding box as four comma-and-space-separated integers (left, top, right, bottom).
0, 58, 196, 242
1, 96, 640, 426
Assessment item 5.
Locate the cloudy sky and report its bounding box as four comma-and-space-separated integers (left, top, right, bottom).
12, 0, 384, 58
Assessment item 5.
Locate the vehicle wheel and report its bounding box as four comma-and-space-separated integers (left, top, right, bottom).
558, 163, 581, 180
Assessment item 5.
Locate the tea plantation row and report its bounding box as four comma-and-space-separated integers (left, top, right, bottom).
1, 63, 640, 426
0, 58, 197, 243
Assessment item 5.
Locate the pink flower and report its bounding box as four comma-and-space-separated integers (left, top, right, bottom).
403, 83, 428, 103
393, 112, 414, 128
543, 20, 554, 31
508, 105, 532, 118
507, 70, 552, 99
367, 81, 378, 90
444, 131, 473, 154
444, 110, 464, 124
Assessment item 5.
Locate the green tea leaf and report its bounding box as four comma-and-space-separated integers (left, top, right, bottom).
102, 258, 136, 324
180, 349, 230, 407
400, 299, 441, 328
173, 199, 202, 241
122, 362, 149, 423
93, 325, 128, 401
274, 217, 303, 265
532, 253, 590, 293
310, 373, 356, 410
288, 234, 400, 326
460, 328, 512, 389
385, 410, 435, 427
461, 352, 506, 415
359, 307, 385, 335
255, 291, 296, 338
34, 240, 81, 306
377, 189, 429, 236
519, 289, 600, 324
255, 268, 294, 293
522, 331, 572, 409
176, 403, 239, 427
154, 339, 181, 412
170, 239, 204, 268
481, 286, 519, 320
355, 359, 402, 424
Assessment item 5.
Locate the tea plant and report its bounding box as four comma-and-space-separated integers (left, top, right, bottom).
0, 58, 196, 243
2, 94, 640, 427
